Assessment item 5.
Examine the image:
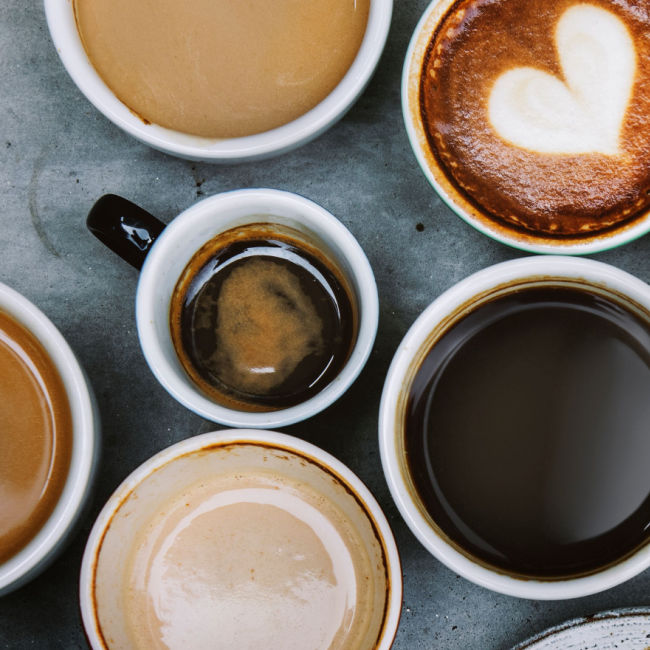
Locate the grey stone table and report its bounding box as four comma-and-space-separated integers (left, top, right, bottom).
1, 2, 649, 648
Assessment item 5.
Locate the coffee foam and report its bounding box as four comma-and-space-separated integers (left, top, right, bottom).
207, 258, 324, 394
126, 481, 359, 649
123, 471, 375, 650
489, 5, 635, 155
420, 0, 650, 236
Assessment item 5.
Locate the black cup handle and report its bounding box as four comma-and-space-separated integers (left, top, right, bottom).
86, 194, 167, 270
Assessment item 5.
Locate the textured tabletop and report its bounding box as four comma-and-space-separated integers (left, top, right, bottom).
0, 2, 649, 648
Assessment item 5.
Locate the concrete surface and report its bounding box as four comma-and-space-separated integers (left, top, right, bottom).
0, 1, 649, 648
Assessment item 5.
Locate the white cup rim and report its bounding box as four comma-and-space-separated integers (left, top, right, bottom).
0, 283, 99, 595
401, 0, 650, 255
135, 188, 379, 428
80, 429, 402, 649
44, 0, 392, 162
379, 256, 650, 599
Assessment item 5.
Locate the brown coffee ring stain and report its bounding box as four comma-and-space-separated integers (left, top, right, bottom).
28, 145, 61, 259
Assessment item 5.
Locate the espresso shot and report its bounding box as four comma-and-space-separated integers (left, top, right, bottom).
404, 286, 650, 579
170, 225, 357, 412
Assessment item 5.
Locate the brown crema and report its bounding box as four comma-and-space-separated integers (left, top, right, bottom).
0, 311, 72, 564
73, 0, 369, 138
420, 0, 650, 236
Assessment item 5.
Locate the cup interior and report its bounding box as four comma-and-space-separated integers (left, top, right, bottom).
44, 0, 392, 162
81, 430, 401, 649
401, 0, 650, 254
136, 189, 378, 428
0, 284, 98, 595
380, 256, 650, 599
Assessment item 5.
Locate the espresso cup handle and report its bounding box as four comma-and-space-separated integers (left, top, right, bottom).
86, 194, 166, 270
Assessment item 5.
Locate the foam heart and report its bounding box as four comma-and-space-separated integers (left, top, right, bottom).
488, 4, 636, 155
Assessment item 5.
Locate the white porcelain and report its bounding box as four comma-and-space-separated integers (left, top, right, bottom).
136, 188, 378, 428
379, 256, 650, 599
80, 429, 402, 650
402, 0, 650, 255
0, 284, 99, 596
44, 0, 392, 162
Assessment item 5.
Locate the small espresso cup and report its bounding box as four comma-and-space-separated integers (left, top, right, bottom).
80, 429, 402, 650
0, 283, 99, 596
380, 256, 650, 599
44, 0, 392, 162
87, 188, 378, 428
403, 0, 650, 254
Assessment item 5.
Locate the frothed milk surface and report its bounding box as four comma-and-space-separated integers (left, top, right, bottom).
121, 471, 376, 649
420, 0, 650, 236
73, 0, 369, 138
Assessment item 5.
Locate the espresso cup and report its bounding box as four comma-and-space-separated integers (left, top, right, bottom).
44, 0, 391, 162
403, 0, 650, 254
0, 283, 99, 596
87, 188, 378, 428
380, 256, 650, 599
80, 429, 402, 649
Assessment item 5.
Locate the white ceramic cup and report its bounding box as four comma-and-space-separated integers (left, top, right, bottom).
87, 188, 379, 428
80, 429, 402, 649
44, 0, 392, 162
379, 256, 650, 599
402, 0, 650, 255
0, 283, 99, 596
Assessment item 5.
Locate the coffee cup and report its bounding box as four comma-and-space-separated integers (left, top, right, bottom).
87, 189, 378, 428
403, 0, 650, 254
0, 283, 99, 596
380, 256, 650, 599
44, 0, 392, 162
80, 429, 402, 649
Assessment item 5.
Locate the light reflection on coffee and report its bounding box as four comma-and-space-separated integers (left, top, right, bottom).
73, 0, 370, 138
169, 224, 357, 413
0, 311, 72, 564
404, 285, 650, 578
419, 0, 650, 237
90, 441, 391, 650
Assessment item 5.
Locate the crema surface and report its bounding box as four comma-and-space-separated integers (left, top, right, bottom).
74, 0, 369, 138
421, 0, 650, 236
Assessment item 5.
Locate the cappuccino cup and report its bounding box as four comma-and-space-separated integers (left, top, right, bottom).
80, 429, 402, 649
404, 0, 650, 254
86, 189, 378, 428
380, 256, 650, 599
0, 283, 99, 595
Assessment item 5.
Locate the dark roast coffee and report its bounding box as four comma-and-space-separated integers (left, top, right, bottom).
170, 225, 356, 412
405, 286, 650, 578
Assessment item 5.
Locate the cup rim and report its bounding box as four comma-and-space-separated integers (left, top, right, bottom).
44, 0, 393, 162
135, 188, 379, 428
379, 256, 650, 599
401, 0, 650, 255
79, 429, 402, 649
0, 283, 98, 595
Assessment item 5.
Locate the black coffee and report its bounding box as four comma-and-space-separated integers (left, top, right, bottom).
405, 286, 650, 578
170, 226, 356, 412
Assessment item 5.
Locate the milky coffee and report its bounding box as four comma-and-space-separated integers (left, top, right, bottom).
73, 0, 369, 138
93, 444, 389, 650
419, 0, 650, 237
0, 311, 72, 564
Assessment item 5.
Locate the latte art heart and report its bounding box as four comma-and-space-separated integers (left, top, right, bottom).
488, 4, 636, 155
